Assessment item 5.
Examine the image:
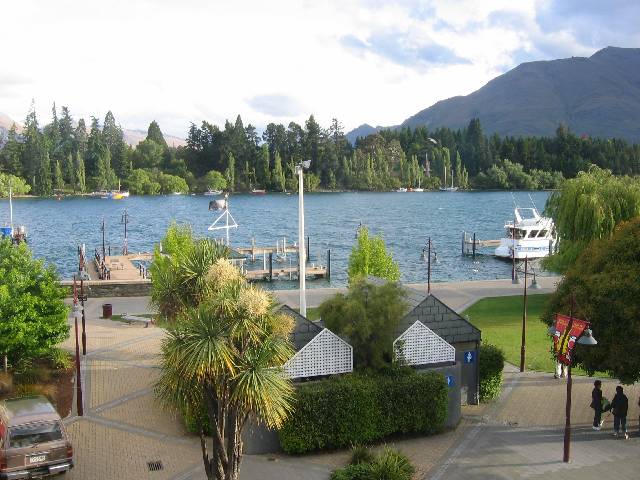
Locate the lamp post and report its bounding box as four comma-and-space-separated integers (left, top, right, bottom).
71, 280, 83, 416
421, 237, 437, 294
296, 160, 311, 317
513, 257, 541, 372
549, 296, 597, 463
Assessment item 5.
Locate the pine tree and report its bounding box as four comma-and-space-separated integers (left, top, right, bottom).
58, 106, 75, 159
53, 159, 64, 191
74, 151, 86, 192
0, 125, 23, 176
74, 119, 88, 158
34, 142, 53, 196
146, 120, 167, 149
225, 153, 236, 191
64, 153, 75, 186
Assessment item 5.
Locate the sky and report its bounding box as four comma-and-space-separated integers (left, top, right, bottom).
1, 0, 638, 138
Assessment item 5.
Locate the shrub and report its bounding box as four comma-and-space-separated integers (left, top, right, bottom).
46, 348, 73, 370
350, 445, 374, 465
14, 384, 57, 400
278, 370, 447, 454
331, 447, 414, 480
0, 372, 13, 395
479, 344, 505, 402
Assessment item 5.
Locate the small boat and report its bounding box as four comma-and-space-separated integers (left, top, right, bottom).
204, 189, 223, 196
1, 186, 27, 243
413, 188, 424, 192
251, 189, 266, 195
173, 192, 183, 195
494, 207, 556, 260
395, 187, 408, 193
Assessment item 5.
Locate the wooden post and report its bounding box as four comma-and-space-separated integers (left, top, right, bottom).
427, 237, 432, 295
268, 253, 273, 282
3, 355, 7, 373
80, 279, 86, 356
520, 256, 528, 372
306, 236, 310, 261
326, 249, 331, 279
461, 232, 465, 255
472, 232, 476, 259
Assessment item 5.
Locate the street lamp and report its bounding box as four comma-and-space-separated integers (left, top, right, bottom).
548, 297, 597, 463
296, 160, 311, 317
514, 256, 541, 372
421, 237, 437, 295
70, 279, 84, 417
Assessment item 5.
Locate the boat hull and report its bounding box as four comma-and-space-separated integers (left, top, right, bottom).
495, 238, 554, 259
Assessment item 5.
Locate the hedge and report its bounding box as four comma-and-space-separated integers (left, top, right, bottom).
278, 369, 448, 454
479, 344, 505, 402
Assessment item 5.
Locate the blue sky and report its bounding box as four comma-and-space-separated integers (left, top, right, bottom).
1, 0, 638, 137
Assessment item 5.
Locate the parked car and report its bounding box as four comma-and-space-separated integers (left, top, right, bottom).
0, 396, 73, 478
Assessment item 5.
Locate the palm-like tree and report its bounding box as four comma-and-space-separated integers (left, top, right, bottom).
150, 231, 229, 323
155, 260, 294, 480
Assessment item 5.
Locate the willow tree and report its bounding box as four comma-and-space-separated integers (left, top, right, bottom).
155, 260, 294, 480
545, 166, 640, 271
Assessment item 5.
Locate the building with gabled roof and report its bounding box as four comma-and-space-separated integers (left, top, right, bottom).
278, 305, 353, 380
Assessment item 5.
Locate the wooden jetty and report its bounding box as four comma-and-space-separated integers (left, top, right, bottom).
461, 231, 501, 258
87, 252, 153, 281
235, 236, 309, 261
245, 264, 329, 282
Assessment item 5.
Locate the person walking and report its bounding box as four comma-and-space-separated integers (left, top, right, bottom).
609, 385, 629, 439
590, 380, 604, 430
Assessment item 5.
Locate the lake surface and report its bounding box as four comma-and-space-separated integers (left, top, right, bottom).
1, 191, 551, 287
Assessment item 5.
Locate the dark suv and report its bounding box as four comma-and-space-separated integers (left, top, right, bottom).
0, 396, 73, 478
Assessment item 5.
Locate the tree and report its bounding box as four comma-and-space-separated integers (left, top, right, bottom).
155, 259, 294, 480
202, 170, 227, 192
147, 120, 168, 149
131, 139, 164, 169
542, 218, 640, 384
225, 153, 236, 191
348, 226, 401, 283
53, 159, 64, 191
0, 239, 69, 369
74, 151, 86, 193
126, 169, 160, 195
150, 225, 230, 323
157, 172, 189, 194
0, 173, 31, 197
271, 152, 286, 192
320, 278, 408, 370
545, 165, 640, 271
0, 125, 23, 176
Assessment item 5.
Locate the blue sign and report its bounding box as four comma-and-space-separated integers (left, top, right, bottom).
446, 375, 455, 387
464, 351, 475, 364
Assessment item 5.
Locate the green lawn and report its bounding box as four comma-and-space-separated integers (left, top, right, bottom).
462, 294, 559, 373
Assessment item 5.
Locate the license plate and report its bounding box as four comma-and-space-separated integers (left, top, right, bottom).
29, 455, 46, 463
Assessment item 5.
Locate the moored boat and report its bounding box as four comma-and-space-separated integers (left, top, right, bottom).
251, 189, 266, 195
204, 189, 223, 196
494, 207, 556, 259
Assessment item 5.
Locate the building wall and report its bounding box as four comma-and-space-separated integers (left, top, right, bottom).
416, 362, 461, 428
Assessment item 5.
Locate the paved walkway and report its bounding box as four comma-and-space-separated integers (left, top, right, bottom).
60, 276, 640, 480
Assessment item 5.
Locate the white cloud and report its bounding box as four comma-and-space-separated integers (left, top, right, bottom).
0, 0, 621, 137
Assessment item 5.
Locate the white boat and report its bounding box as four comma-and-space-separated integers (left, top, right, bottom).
494, 207, 556, 259
204, 189, 223, 196
395, 187, 408, 193
439, 168, 458, 192
413, 179, 424, 192
1, 186, 27, 243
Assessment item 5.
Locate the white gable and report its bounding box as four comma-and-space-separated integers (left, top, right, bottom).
393, 320, 455, 366
284, 328, 353, 379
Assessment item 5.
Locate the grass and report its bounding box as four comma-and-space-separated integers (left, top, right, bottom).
305, 307, 321, 321
462, 294, 598, 375
463, 294, 555, 372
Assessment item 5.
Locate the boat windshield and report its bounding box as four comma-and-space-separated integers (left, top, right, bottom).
507, 228, 525, 239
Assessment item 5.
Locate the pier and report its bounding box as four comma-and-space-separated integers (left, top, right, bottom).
461, 231, 501, 257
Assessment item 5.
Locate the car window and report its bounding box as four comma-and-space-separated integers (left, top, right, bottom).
9, 422, 63, 448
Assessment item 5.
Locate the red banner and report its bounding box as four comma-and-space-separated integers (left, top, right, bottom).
552, 313, 589, 365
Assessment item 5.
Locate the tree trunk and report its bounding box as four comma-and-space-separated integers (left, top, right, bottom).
3, 355, 7, 373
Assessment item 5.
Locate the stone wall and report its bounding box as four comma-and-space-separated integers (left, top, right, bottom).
60, 280, 151, 297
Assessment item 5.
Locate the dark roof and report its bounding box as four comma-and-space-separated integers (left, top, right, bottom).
278, 305, 323, 351
366, 276, 481, 344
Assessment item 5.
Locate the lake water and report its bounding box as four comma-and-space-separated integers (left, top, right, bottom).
1, 191, 551, 287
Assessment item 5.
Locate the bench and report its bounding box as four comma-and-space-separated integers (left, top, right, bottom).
121, 314, 154, 328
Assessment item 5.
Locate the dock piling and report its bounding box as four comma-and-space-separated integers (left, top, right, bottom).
268, 253, 273, 282
327, 249, 331, 279
472, 233, 476, 259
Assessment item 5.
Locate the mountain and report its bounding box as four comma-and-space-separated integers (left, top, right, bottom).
348, 47, 640, 143
345, 123, 381, 145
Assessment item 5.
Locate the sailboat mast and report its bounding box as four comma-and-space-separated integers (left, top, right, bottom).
9, 185, 13, 230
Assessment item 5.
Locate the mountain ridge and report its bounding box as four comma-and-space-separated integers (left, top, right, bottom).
347, 46, 640, 144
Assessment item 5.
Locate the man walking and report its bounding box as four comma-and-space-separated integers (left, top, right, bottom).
609, 385, 629, 439
591, 380, 604, 430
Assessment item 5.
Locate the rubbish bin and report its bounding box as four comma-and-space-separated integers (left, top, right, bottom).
102, 303, 113, 319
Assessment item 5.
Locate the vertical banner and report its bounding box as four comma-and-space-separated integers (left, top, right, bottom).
552, 314, 589, 365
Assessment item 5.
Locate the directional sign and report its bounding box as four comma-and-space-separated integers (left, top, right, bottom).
464, 350, 475, 364
446, 375, 455, 387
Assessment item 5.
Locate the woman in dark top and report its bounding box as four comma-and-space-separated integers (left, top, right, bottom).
609, 385, 629, 439
591, 380, 603, 430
